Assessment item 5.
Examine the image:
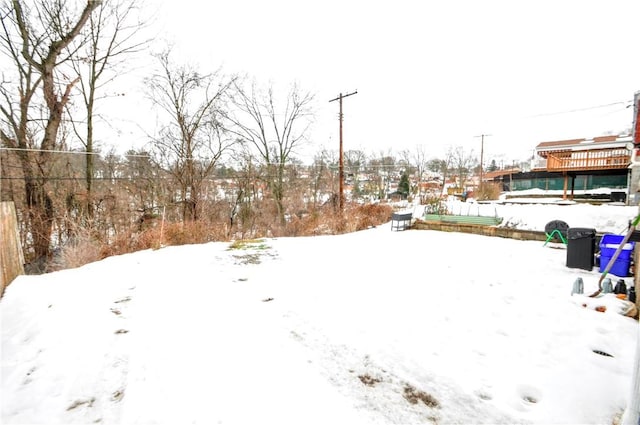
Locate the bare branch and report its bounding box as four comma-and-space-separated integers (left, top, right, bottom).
145, 48, 236, 221
225, 79, 315, 224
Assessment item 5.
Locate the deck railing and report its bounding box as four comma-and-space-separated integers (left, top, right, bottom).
540, 148, 630, 172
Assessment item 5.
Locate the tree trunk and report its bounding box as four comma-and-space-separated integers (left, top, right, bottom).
24, 174, 54, 261
270, 165, 286, 226
7, 0, 100, 263
86, 102, 94, 219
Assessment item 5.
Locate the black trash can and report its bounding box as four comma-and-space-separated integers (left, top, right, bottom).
566, 228, 596, 270
610, 191, 626, 203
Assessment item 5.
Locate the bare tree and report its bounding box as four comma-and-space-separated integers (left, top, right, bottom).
369, 150, 396, 200
146, 49, 236, 222
225, 153, 258, 238
68, 0, 150, 219
344, 149, 366, 201
450, 145, 477, 195
308, 148, 338, 208
427, 157, 452, 197
0, 0, 99, 263
226, 80, 314, 226
401, 145, 429, 201
119, 149, 165, 226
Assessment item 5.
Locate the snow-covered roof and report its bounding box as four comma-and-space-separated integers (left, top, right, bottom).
536, 135, 632, 153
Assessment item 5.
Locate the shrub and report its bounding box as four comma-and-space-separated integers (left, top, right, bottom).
423, 195, 448, 215
50, 230, 102, 271
476, 182, 502, 201
42, 202, 395, 272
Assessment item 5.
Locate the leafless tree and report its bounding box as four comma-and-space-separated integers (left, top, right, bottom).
0, 0, 100, 263
146, 49, 236, 222
344, 149, 366, 201
68, 0, 150, 218
308, 148, 338, 208
369, 150, 396, 200
449, 145, 477, 194
223, 151, 263, 239
118, 149, 166, 225
226, 80, 314, 226
401, 145, 429, 200
427, 156, 452, 197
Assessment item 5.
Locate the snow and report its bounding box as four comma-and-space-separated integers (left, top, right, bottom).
2, 200, 640, 424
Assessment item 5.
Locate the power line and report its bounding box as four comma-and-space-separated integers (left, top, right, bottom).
527, 100, 631, 118
0, 176, 157, 181
0, 147, 150, 158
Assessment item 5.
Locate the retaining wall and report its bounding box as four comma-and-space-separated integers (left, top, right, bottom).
412, 219, 605, 243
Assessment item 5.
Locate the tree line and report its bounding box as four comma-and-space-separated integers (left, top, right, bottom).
0, 0, 510, 272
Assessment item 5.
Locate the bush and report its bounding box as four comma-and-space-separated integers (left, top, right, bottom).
423, 195, 448, 215
476, 182, 502, 201
282, 203, 392, 236
49, 230, 102, 271
41, 202, 395, 272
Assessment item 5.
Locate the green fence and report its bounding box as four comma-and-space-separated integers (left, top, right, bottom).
512, 174, 627, 191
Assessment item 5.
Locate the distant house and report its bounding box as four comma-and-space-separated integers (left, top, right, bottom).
532, 135, 632, 173
511, 134, 633, 201
484, 90, 640, 204
483, 168, 521, 191
492, 136, 635, 200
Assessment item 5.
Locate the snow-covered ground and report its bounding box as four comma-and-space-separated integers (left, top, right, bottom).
415, 196, 639, 234
2, 200, 639, 424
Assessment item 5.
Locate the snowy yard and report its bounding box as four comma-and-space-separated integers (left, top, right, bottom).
1, 201, 639, 424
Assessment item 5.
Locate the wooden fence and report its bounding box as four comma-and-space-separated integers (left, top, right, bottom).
1, 201, 24, 297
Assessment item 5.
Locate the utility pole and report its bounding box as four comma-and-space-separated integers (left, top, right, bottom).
329, 90, 357, 211
475, 134, 491, 196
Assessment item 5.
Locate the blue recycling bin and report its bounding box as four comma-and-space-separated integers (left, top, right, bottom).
599, 234, 635, 277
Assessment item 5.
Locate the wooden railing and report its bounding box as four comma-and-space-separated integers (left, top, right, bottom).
544, 148, 630, 172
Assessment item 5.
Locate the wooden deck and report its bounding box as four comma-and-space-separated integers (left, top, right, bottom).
538, 148, 630, 172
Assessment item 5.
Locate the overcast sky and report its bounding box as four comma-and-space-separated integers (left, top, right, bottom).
139, 0, 640, 165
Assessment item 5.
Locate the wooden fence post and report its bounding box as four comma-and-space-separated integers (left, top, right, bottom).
1, 201, 25, 297
623, 209, 640, 425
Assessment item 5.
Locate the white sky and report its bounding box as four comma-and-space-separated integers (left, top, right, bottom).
127, 0, 640, 165
2, 199, 640, 424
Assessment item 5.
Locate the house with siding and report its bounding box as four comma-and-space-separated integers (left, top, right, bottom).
489, 135, 633, 202
482, 90, 640, 204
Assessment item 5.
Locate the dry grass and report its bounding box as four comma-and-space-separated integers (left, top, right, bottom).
228, 239, 268, 250
403, 384, 440, 408
476, 182, 502, 201
49, 230, 102, 271
101, 220, 230, 259
290, 203, 393, 235
45, 202, 394, 272
358, 374, 383, 387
